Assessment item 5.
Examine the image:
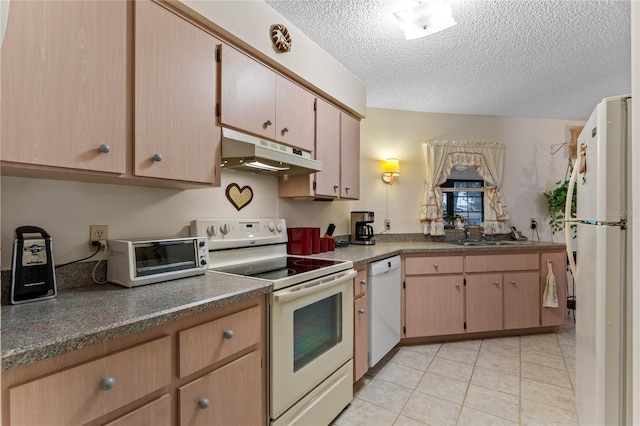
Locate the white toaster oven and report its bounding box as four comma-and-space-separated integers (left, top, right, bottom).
107, 237, 208, 287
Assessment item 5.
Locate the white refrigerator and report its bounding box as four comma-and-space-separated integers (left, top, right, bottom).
565, 95, 632, 425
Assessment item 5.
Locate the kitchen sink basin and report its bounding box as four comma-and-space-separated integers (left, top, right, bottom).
449, 240, 531, 247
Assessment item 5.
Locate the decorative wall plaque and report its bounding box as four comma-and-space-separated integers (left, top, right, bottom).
226, 183, 254, 211
271, 24, 292, 52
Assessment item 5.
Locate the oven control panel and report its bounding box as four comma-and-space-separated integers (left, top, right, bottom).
191, 218, 287, 251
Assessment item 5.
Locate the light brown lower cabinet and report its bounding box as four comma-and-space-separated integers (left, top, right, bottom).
404, 275, 465, 337
465, 274, 503, 333
353, 268, 368, 382
503, 271, 541, 329
402, 250, 566, 340
179, 351, 262, 426
2, 296, 266, 426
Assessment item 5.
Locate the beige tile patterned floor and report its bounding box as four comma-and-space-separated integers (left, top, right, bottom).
333, 323, 577, 426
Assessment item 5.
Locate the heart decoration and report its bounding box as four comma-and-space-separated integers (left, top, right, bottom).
226, 183, 254, 211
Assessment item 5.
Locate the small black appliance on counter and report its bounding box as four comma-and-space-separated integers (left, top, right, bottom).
350, 211, 376, 245
10, 226, 57, 304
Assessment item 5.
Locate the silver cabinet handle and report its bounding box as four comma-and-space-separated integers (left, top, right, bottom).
360, 280, 367, 285
198, 398, 210, 409
152, 153, 163, 162
345, 186, 351, 191
282, 127, 289, 133
333, 184, 339, 190
100, 376, 115, 391
455, 282, 460, 287
494, 281, 500, 286
264, 119, 272, 126
358, 308, 365, 314
434, 263, 439, 269
223, 330, 234, 340
511, 279, 517, 285
98, 144, 111, 153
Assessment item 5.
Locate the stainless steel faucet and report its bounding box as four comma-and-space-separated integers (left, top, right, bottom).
464, 225, 471, 240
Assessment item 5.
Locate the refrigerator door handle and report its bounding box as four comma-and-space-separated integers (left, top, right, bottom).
564, 218, 627, 228
564, 162, 579, 279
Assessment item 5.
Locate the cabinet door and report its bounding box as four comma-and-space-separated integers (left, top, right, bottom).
1, 0, 126, 173
135, 0, 219, 184
540, 251, 568, 326
220, 45, 276, 139
9, 337, 171, 426
504, 271, 540, 329
354, 295, 368, 382
275, 75, 315, 152
466, 274, 503, 333
314, 98, 342, 197
405, 276, 465, 337
340, 112, 360, 199
105, 394, 171, 426
179, 350, 262, 426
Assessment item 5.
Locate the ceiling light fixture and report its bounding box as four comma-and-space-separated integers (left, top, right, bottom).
393, 0, 457, 40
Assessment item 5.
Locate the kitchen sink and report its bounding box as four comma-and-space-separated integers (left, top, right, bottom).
449, 240, 531, 247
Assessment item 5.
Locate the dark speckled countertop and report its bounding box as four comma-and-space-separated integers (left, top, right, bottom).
1, 272, 271, 371
1, 240, 565, 371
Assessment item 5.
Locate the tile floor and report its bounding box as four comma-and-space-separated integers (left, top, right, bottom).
334, 323, 577, 425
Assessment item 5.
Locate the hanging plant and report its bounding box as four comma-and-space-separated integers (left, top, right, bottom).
543, 160, 576, 234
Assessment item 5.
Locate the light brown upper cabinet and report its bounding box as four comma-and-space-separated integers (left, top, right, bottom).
1, 0, 127, 173
278, 98, 361, 200
219, 45, 315, 152
340, 112, 360, 199
134, 0, 221, 185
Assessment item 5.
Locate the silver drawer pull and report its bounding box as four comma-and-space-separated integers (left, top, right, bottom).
223, 330, 234, 340
282, 127, 289, 133
358, 308, 365, 314
434, 263, 438, 269
511, 279, 517, 285
494, 281, 500, 286
455, 282, 460, 288
152, 153, 163, 162
264, 119, 272, 126
360, 280, 367, 285
98, 144, 111, 153
199, 398, 210, 409
100, 376, 115, 391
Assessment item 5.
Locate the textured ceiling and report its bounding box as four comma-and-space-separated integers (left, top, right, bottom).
265, 0, 631, 121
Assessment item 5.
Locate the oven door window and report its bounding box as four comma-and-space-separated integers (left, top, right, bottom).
293, 293, 342, 372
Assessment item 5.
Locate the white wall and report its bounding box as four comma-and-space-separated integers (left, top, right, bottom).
279, 108, 584, 240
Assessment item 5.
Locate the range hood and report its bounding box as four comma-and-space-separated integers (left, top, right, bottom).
221, 128, 322, 176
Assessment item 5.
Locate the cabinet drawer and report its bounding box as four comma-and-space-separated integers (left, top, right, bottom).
105, 394, 171, 426
179, 305, 261, 378
465, 253, 538, 273
179, 350, 262, 426
353, 268, 368, 299
9, 336, 171, 426
404, 256, 463, 275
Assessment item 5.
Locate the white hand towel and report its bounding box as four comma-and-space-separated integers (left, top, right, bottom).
543, 259, 558, 308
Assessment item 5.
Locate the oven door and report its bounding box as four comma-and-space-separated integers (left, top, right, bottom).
270, 268, 356, 419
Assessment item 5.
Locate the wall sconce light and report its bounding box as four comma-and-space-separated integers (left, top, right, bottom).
382, 158, 400, 184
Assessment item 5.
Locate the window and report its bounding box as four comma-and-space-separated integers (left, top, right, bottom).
441, 179, 484, 227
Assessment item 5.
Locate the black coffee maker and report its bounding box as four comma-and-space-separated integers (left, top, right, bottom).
10, 226, 57, 304
350, 211, 376, 245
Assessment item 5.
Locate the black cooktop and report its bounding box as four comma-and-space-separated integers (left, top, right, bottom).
212, 256, 345, 281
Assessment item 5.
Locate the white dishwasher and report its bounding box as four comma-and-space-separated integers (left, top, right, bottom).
368, 255, 402, 367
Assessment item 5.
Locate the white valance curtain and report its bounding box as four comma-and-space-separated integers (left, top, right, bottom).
420, 140, 511, 236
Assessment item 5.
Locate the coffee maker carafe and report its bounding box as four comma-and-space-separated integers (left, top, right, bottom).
350, 211, 376, 245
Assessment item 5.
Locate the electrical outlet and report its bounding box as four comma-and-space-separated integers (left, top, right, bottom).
89, 225, 108, 250
384, 219, 391, 231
